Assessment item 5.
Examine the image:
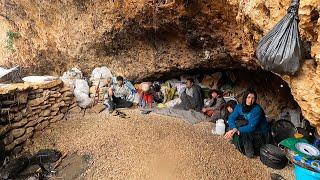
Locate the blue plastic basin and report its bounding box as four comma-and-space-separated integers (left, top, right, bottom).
294, 165, 320, 180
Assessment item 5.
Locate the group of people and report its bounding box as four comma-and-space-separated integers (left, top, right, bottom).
105, 76, 270, 158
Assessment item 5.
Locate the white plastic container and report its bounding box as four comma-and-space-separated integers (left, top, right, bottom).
215, 119, 226, 135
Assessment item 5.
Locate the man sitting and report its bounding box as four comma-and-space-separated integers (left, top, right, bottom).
174, 78, 203, 112
106, 76, 133, 113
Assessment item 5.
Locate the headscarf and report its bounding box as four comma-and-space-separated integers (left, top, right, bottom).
242, 88, 257, 113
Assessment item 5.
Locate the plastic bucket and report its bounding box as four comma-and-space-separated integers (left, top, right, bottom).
294, 165, 320, 180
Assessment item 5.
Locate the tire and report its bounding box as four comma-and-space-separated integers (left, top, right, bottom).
260, 144, 288, 169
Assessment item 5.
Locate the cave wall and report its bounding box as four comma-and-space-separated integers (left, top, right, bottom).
0, 0, 319, 130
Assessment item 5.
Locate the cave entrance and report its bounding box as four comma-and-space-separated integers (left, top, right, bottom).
142, 68, 304, 126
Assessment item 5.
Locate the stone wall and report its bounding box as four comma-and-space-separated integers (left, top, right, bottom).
0, 80, 76, 154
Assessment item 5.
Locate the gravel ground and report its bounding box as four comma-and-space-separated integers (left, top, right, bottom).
25, 109, 294, 180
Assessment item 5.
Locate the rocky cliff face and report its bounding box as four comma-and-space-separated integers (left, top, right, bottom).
0, 0, 319, 129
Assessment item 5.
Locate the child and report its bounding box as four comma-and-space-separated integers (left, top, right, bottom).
139, 82, 153, 109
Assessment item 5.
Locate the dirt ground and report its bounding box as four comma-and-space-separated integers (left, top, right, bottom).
25, 109, 294, 180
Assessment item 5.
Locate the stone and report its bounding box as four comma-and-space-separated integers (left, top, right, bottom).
13, 132, 33, 147
50, 86, 61, 91
33, 89, 44, 93
8, 113, 14, 121
64, 100, 72, 105
50, 114, 64, 123
28, 97, 45, 106
0, 108, 10, 115
63, 91, 73, 97
25, 119, 38, 127
31, 106, 41, 110
13, 112, 23, 122
49, 98, 56, 101
31, 109, 42, 116
70, 103, 77, 109
5, 143, 15, 151
62, 96, 72, 101
50, 92, 61, 98
26, 127, 34, 134
35, 120, 49, 131
69, 106, 82, 114
61, 86, 71, 93
2, 100, 17, 106
16, 91, 28, 104
11, 128, 26, 138
12, 118, 28, 128
0, 125, 11, 136
28, 114, 39, 121
3, 133, 14, 145
42, 90, 51, 100
12, 145, 23, 155
35, 80, 62, 89
10, 106, 19, 112
51, 111, 59, 116
90, 103, 106, 114
51, 101, 65, 110
28, 94, 37, 99
36, 116, 45, 123
41, 104, 51, 110
40, 109, 51, 117
21, 108, 28, 117
60, 106, 69, 113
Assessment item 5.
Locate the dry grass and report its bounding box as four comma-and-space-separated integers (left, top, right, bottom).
25, 109, 294, 180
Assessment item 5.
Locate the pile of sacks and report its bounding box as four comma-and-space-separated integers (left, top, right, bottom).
89, 67, 112, 102
61, 67, 137, 109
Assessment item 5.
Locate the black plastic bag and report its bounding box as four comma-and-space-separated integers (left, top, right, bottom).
256, 0, 303, 75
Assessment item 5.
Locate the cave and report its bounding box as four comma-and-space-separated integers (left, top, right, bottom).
138, 67, 301, 122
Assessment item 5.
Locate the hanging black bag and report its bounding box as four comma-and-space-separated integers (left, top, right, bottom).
255, 0, 303, 75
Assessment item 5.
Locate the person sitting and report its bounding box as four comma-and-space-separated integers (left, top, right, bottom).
202, 89, 226, 122
138, 82, 153, 109
225, 100, 237, 118
224, 88, 269, 158
174, 78, 203, 111
106, 76, 133, 113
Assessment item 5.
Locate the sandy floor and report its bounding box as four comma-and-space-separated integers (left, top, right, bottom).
25, 109, 294, 180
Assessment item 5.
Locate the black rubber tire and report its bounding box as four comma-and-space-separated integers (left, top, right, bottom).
260, 144, 288, 169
